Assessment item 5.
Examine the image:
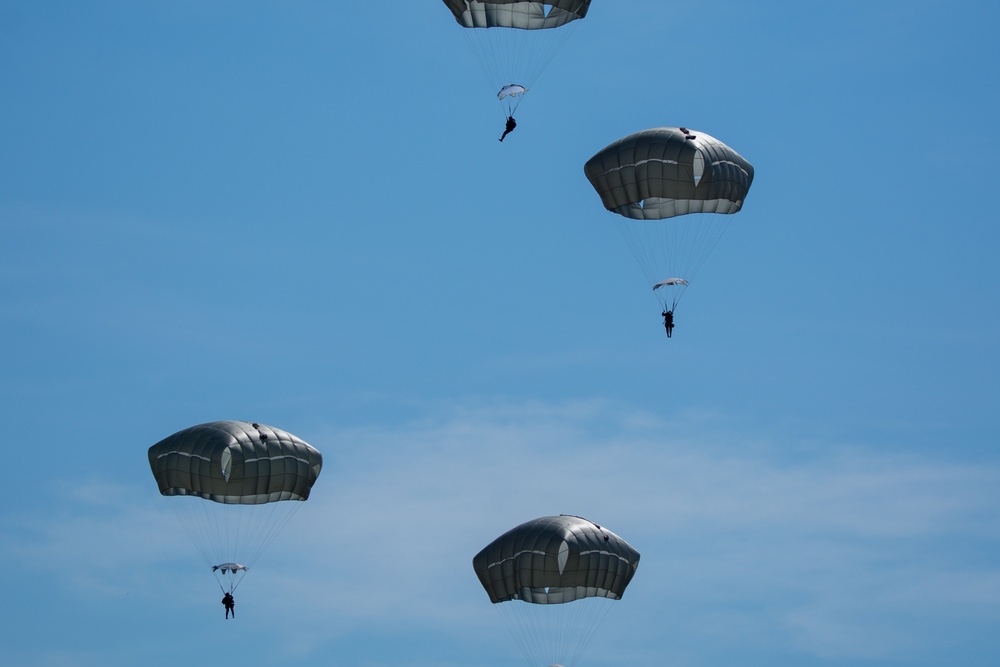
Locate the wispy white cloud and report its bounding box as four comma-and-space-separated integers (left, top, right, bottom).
4, 399, 998, 665
278, 400, 1000, 662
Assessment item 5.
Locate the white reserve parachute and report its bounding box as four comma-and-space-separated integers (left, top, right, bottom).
584, 126, 754, 311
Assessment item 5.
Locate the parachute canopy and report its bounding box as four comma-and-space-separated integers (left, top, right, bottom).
584, 126, 754, 221
212, 563, 248, 574
583, 127, 754, 310
443, 0, 591, 29
473, 515, 640, 605
498, 83, 528, 100
653, 278, 688, 290
148, 420, 322, 504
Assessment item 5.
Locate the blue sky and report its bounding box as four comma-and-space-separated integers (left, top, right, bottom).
2, 1, 999, 665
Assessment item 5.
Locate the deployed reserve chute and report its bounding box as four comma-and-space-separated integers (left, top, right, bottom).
443, 1, 591, 118
148, 420, 322, 594
474, 515, 640, 667
584, 126, 754, 313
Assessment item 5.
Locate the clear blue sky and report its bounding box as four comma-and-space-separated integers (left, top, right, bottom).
2, 2, 999, 666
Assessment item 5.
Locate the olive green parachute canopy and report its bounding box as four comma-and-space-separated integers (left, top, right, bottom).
584, 127, 754, 221
443, 0, 591, 29
148, 421, 323, 505
473, 515, 640, 605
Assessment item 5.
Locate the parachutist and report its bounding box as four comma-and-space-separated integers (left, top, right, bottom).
222, 592, 235, 619
662, 310, 674, 338
499, 116, 516, 142
149, 421, 323, 615
584, 128, 753, 318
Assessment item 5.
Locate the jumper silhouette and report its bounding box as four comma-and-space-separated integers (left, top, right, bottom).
499, 116, 516, 142
662, 310, 674, 338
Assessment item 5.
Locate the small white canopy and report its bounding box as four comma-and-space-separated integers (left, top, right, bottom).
498, 84, 527, 100
212, 563, 248, 574
653, 278, 689, 290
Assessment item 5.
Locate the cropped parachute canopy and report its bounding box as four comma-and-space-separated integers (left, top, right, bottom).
584, 127, 754, 221
473, 515, 640, 605
443, 0, 591, 29
148, 421, 322, 505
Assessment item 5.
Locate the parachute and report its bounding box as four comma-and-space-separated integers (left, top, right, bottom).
443, 1, 591, 117
473, 515, 640, 667
498, 83, 528, 100
148, 420, 322, 593
584, 126, 754, 311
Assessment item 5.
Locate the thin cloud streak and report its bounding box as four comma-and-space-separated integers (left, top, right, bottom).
4, 400, 997, 664
295, 400, 1000, 662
